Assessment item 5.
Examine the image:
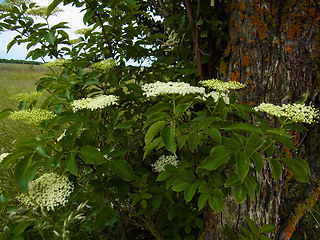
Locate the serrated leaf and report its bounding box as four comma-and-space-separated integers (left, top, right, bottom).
266, 128, 297, 150
251, 151, 263, 173
156, 171, 172, 181
161, 124, 176, 154
143, 137, 162, 159
172, 178, 189, 192
235, 184, 247, 203
259, 224, 276, 234
145, 121, 166, 146
247, 218, 258, 235
282, 157, 310, 183
184, 182, 199, 203
83, 10, 94, 24
225, 173, 240, 187
269, 158, 282, 180
47, 0, 63, 16
77, 146, 105, 165
175, 103, 191, 115
236, 151, 250, 182
188, 131, 201, 152
111, 160, 134, 181
204, 127, 221, 143
209, 195, 225, 213
14, 155, 31, 192
198, 193, 210, 210
66, 152, 78, 175
245, 133, 264, 158
13, 221, 31, 235
202, 146, 233, 170
244, 176, 256, 200
223, 123, 263, 135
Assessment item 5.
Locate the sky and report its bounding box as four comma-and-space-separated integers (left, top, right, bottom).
0, 0, 86, 60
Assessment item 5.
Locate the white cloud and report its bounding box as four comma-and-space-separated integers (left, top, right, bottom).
0, 0, 86, 60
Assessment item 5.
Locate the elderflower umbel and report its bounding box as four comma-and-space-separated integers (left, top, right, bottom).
42, 59, 69, 67
142, 81, 205, 97
10, 91, 42, 103
16, 172, 73, 211
200, 79, 246, 92
8, 109, 56, 125
90, 59, 116, 71
26, 6, 62, 17
255, 103, 319, 124
200, 91, 230, 104
71, 95, 119, 112
152, 155, 179, 173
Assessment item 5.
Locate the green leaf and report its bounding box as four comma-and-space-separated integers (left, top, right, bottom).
161, 124, 176, 154
223, 123, 263, 135
235, 184, 247, 203
259, 224, 276, 234
145, 102, 171, 118
247, 218, 258, 235
202, 146, 233, 170
184, 182, 199, 203
13, 221, 31, 235
47, 0, 63, 16
143, 137, 162, 159
66, 152, 78, 176
204, 127, 222, 143
143, 112, 170, 129
244, 176, 256, 200
266, 128, 297, 150
175, 103, 191, 115
83, 10, 94, 24
282, 157, 310, 183
124, 0, 136, 7
225, 173, 240, 187
172, 178, 189, 192
0, 108, 13, 120
198, 193, 210, 210
156, 171, 172, 181
44, 31, 55, 45
236, 151, 250, 182
145, 121, 166, 146
188, 131, 201, 152
77, 146, 105, 165
14, 155, 31, 192
269, 158, 282, 180
251, 152, 263, 173
111, 160, 135, 181
244, 133, 263, 158
209, 195, 225, 213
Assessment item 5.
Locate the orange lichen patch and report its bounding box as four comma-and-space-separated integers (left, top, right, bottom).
287, 22, 301, 40
265, 57, 269, 62
231, 71, 240, 82
247, 71, 252, 77
285, 44, 294, 55
199, 209, 218, 240
242, 54, 252, 67
238, 2, 246, 13
250, 14, 268, 40
249, 101, 255, 106
262, 191, 267, 198
235, 61, 239, 66
240, 14, 246, 20
239, 37, 244, 41
251, 39, 255, 44
283, 185, 320, 239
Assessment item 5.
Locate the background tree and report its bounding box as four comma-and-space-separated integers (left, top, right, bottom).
0, 0, 319, 239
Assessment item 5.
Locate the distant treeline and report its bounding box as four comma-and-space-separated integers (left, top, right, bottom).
0, 58, 41, 65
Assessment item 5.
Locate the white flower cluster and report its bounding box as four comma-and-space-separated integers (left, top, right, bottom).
10, 91, 42, 103
69, 38, 82, 45
152, 155, 179, 173
42, 59, 69, 67
16, 172, 74, 211
90, 59, 116, 71
200, 79, 246, 92
8, 109, 56, 125
26, 6, 62, 17
254, 103, 319, 124
71, 95, 119, 112
142, 81, 205, 97
0, 153, 9, 162
200, 91, 230, 104
75, 27, 92, 35
162, 31, 179, 50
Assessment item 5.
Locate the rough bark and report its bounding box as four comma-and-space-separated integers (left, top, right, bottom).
201, 0, 320, 239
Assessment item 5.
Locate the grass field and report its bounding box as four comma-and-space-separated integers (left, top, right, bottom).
0, 63, 50, 152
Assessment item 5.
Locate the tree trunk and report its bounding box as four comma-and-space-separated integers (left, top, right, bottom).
201, 0, 320, 239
